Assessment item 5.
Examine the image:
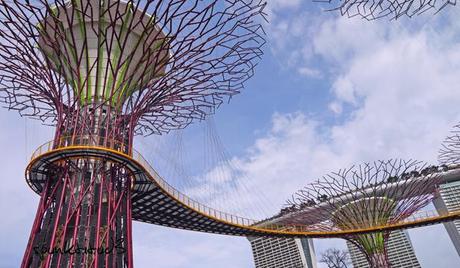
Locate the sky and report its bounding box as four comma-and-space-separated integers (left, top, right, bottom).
1, 0, 460, 267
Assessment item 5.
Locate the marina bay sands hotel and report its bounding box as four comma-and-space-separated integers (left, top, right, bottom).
247, 166, 460, 268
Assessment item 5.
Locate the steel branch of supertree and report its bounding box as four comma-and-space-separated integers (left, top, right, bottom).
0, 1, 266, 267
439, 123, 460, 166
0, 0, 266, 141
315, 0, 456, 20
284, 159, 442, 268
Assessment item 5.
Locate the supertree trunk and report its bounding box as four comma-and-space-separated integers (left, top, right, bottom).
368, 252, 390, 268
22, 104, 135, 267
22, 157, 133, 268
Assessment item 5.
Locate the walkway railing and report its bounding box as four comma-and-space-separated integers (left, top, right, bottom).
258, 209, 459, 233
30, 137, 258, 227
29, 138, 460, 234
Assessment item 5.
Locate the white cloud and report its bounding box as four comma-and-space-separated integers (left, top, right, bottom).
332, 76, 357, 105
266, 0, 302, 16
298, 66, 322, 78
328, 101, 342, 114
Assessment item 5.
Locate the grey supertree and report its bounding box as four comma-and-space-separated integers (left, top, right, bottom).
439, 123, 460, 165
315, 0, 456, 20
285, 159, 441, 268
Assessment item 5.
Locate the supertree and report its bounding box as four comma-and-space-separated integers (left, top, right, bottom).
0, 0, 266, 267
285, 159, 441, 268
315, 0, 456, 19
439, 123, 460, 165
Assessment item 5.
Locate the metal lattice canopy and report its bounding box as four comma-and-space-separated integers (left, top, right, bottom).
439, 123, 460, 165
284, 159, 441, 227
316, 0, 456, 20
0, 0, 266, 135
282, 159, 442, 266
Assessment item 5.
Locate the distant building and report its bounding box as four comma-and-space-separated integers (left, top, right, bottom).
247, 237, 317, 268
433, 180, 460, 256
346, 230, 421, 268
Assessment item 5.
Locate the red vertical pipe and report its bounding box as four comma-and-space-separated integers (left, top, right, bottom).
43, 173, 69, 267
94, 165, 105, 266
105, 176, 112, 266
68, 202, 82, 266
55, 173, 76, 267
21, 178, 51, 267
126, 178, 134, 267
82, 164, 96, 267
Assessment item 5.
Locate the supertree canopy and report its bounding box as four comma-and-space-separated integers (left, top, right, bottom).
439, 123, 460, 165
0, 0, 266, 267
316, 0, 456, 20
285, 159, 441, 268
0, 0, 266, 141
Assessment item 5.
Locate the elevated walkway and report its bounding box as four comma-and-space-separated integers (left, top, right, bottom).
26, 140, 460, 238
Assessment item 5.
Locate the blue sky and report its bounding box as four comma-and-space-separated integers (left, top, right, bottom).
1, 1, 460, 267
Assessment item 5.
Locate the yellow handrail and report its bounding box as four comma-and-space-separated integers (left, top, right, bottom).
29, 138, 258, 226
